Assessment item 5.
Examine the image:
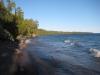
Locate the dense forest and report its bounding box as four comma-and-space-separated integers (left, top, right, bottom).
0, 0, 38, 41
37, 29, 93, 36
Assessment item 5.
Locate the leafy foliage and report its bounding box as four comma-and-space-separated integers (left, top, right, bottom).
0, 1, 18, 41
0, 0, 39, 41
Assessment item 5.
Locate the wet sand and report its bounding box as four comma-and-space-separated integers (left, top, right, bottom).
15, 39, 55, 75
0, 40, 18, 75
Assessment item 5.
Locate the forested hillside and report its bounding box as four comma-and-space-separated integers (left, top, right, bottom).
0, 0, 38, 41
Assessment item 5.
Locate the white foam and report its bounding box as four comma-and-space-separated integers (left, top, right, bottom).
64, 40, 82, 47
90, 48, 100, 57
25, 39, 31, 44
64, 40, 71, 43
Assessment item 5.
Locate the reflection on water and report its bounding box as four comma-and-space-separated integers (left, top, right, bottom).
26, 34, 100, 75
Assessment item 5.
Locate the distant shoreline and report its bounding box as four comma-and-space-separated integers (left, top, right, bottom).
37, 29, 94, 36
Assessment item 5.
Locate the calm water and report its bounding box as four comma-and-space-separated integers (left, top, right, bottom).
26, 34, 100, 75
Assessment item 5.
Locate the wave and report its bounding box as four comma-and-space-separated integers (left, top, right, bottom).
64, 40, 71, 43
64, 40, 83, 47
25, 39, 31, 44
90, 48, 100, 57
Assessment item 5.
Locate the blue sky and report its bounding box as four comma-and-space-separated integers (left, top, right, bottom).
15, 0, 100, 33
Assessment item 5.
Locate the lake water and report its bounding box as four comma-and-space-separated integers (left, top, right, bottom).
26, 34, 100, 75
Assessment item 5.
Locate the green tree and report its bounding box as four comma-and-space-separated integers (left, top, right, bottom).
0, 0, 18, 41
0, 0, 39, 40
7, 0, 16, 12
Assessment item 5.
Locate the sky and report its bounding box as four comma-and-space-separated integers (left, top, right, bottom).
15, 0, 100, 33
